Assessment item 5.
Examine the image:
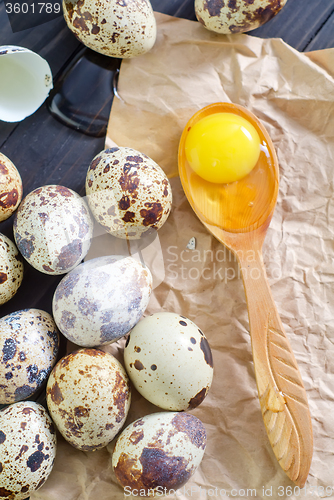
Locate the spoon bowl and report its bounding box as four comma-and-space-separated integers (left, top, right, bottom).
178, 102, 313, 487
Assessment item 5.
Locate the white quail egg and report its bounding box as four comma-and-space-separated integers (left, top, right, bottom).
13, 185, 93, 275
0, 233, 24, 305
124, 312, 213, 411
85, 147, 172, 240
0, 401, 57, 500
0, 152, 22, 222
112, 411, 206, 495
62, 0, 156, 58
46, 348, 131, 451
0, 309, 60, 405
52, 255, 152, 347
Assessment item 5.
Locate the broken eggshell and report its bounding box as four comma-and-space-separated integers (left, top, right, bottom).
62, 0, 157, 58
195, 0, 288, 34
0, 45, 53, 123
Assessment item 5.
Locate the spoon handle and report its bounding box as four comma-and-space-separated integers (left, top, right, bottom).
239, 249, 313, 487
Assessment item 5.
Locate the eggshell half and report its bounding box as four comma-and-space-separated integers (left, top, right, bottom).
86, 147, 172, 240
62, 0, 156, 58
0, 309, 60, 405
0, 152, 23, 222
46, 348, 131, 451
124, 312, 214, 410
0, 233, 24, 305
52, 255, 152, 347
195, 0, 288, 34
0, 401, 57, 500
13, 185, 93, 275
112, 411, 206, 495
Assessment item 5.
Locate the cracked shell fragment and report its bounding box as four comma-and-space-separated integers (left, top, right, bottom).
0, 401, 57, 500
124, 312, 213, 411
13, 185, 93, 275
0, 45, 53, 122
46, 348, 131, 451
62, 0, 157, 58
195, 0, 288, 34
0, 233, 24, 305
112, 411, 206, 495
0, 309, 60, 405
0, 152, 23, 222
86, 147, 172, 240
52, 255, 153, 347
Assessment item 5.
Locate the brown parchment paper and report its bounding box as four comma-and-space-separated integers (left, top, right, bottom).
35, 12, 334, 500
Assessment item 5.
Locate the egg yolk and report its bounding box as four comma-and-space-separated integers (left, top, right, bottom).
185, 112, 261, 184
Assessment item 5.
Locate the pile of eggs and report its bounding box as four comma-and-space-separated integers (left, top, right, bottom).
0, 147, 213, 498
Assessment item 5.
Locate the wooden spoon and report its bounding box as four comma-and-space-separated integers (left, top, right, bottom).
178, 102, 313, 487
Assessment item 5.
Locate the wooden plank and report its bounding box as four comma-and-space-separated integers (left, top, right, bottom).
305, 9, 334, 51
249, 0, 334, 51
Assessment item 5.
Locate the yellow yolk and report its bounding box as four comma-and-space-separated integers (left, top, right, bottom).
185, 112, 261, 184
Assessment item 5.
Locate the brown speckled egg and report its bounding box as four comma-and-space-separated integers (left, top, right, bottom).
0, 233, 24, 305
0, 309, 60, 405
46, 348, 131, 451
63, 0, 156, 59
195, 0, 288, 34
0, 401, 57, 500
0, 152, 23, 222
13, 185, 93, 275
52, 255, 152, 347
124, 312, 213, 411
86, 147, 172, 240
112, 411, 206, 495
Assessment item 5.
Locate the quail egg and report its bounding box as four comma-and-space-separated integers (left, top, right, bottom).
0, 309, 60, 405
0, 401, 57, 500
195, 0, 288, 34
52, 255, 152, 347
62, 0, 156, 58
0, 152, 23, 222
124, 312, 213, 411
85, 147, 172, 240
46, 348, 131, 451
112, 411, 206, 495
0, 233, 24, 305
13, 185, 93, 274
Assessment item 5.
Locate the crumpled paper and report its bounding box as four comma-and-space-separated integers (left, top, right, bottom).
35, 12, 334, 500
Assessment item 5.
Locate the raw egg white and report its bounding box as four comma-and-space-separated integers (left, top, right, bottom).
185, 112, 261, 184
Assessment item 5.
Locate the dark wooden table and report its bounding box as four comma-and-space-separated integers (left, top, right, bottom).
0, 0, 334, 316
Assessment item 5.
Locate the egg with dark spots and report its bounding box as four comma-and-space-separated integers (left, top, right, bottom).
62, 0, 156, 58
85, 147, 172, 240
0, 233, 24, 305
112, 411, 206, 494
195, 0, 288, 34
13, 184, 93, 275
52, 255, 152, 347
46, 348, 131, 451
0, 309, 60, 405
0, 152, 23, 222
124, 312, 213, 411
0, 401, 56, 500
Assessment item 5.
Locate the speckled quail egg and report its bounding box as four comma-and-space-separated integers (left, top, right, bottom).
13, 185, 93, 275
0, 401, 57, 500
46, 348, 131, 451
195, 0, 288, 34
52, 255, 152, 347
62, 0, 156, 59
124, 312, 213, 411
112, 411, 206, 495
85, 147, 172, 240
0, 152, 23, 222
0, 233, 24, 305
0, 309, 59, 405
